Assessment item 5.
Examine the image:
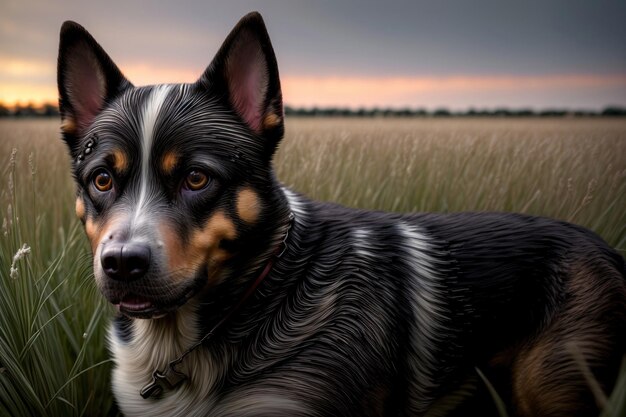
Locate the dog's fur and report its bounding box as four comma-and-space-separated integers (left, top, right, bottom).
57, 12, 626, 417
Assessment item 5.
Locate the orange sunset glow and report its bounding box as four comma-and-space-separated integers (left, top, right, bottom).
2, 55, 625, 110
279, 74, 626, 108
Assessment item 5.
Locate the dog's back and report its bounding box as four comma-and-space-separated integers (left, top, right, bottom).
271, 193, 626, 416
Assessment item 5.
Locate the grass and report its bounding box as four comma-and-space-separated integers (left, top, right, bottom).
276, 118, 626, 250
0, 119, 115, 416
0, 117, 625, 416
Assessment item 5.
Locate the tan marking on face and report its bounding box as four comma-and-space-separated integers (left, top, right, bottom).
112, 149, 128, 173
236, 187, 261, 224
160, 211, 237, 283
192, 211, 237, 266
262, 112, 281, 130
161, 151, 178, 175
61, 117, 77, 135
75, 197, 85, 220
161, 225, 191, 280
85, 218, 100, 253
84, 216, 120, 254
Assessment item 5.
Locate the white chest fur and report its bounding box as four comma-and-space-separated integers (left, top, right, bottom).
109, 302, 222, 416
108, 302, 308, 417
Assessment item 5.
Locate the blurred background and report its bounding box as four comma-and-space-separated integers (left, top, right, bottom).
1, 0, 625, 114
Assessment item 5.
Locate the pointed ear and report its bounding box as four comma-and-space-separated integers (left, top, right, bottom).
57, 21, 131, 148
199, 12, 283, 143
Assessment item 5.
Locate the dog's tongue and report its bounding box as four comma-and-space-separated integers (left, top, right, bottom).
119, 295, 153, 312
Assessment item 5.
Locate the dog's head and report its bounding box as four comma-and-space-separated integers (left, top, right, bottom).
57, 12, 288, 319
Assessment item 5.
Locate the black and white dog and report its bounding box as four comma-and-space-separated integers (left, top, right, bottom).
57, 12, 625, 417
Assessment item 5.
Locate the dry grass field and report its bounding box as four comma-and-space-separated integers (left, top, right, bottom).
1, 117, 625, 416
277, 118, 626, 249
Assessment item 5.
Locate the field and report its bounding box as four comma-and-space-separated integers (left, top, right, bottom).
1, 117, 625, 416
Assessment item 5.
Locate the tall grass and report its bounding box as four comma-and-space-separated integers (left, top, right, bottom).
0, 117, 624, 416
276, 117, 626, 252
0, 119, 116, 416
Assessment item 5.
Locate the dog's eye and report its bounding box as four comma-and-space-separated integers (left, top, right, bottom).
93, 170, 113, 192
184, 170, 209, 191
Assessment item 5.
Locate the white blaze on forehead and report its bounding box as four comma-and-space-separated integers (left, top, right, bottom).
132, 85, 173, 227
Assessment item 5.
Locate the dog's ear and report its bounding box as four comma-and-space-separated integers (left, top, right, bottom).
57, 21, 132, 150
199, 12, 284, 147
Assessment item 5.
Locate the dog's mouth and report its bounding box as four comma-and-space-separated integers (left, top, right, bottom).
98, 262, 210, 319
111, 283, 202, 320
115, 295, 162, 319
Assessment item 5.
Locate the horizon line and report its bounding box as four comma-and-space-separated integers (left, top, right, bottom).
2, 100, 626, 112
2, 101, 625, 116
1, 67, 625, 110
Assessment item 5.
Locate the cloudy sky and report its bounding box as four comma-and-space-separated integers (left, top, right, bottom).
1, 0, 625, 110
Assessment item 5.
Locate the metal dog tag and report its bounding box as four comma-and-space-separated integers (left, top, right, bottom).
140, 363, 188, 399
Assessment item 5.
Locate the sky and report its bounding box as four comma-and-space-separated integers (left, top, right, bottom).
1, 0, 626, 110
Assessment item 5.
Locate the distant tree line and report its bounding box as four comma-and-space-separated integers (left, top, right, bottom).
284, 106, 626, 117
1, 102, 625, 118
0, 103, 59, 117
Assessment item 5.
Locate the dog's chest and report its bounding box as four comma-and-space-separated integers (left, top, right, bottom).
111, 342, 219, 416
110, 333, 313, 416
108, 303, 314, 417
108, 304, 222, 416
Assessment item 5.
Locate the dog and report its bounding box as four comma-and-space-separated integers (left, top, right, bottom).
57, 12, 625, 417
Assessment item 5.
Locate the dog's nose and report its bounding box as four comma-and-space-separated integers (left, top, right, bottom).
100, 243, 151, 281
